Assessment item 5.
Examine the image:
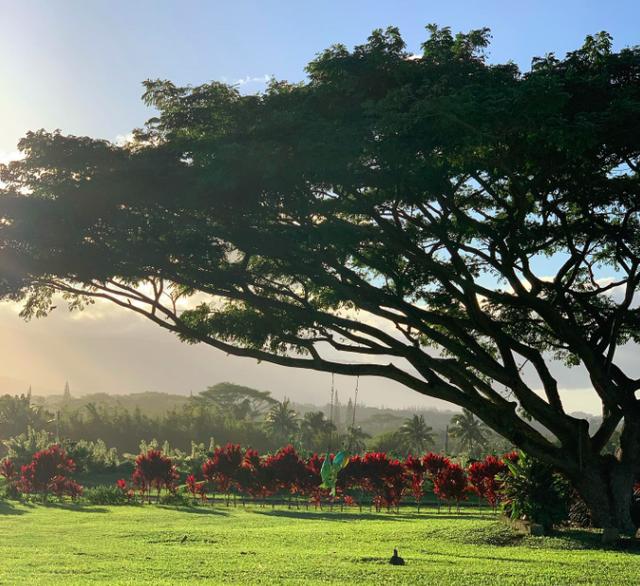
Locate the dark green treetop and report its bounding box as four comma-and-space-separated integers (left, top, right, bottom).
0, 26, 639, 486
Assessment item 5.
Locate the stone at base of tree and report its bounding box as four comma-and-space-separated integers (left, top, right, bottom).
601, 527, 619, 545
529, 523, 545, 537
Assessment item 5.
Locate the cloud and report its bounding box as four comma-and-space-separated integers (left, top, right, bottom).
113, 133, 135, 147
219, 74, 272, 88
0, 150, 23, 165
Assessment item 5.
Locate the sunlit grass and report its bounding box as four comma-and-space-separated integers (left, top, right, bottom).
0, 502, 638, 584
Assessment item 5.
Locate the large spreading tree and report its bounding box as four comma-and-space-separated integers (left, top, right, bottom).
1, 26, 639, 534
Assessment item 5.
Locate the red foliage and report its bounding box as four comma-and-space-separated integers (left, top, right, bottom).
186, 474, 198, 496
502, 451, 519, 464
202, 443, 244, 494
51, 477, 83, 499
235, 448, 275, 500
358, 452, 406, 511
263, 445, 313, 496
423, 453, 451, 478
467, 455, 507, 507
404, 455, 427, 506
20, 445, 79, 498
185, 473, 207, 502
0, 459, 16, 481
133, 449, 178, 499
432, 462, 469, 507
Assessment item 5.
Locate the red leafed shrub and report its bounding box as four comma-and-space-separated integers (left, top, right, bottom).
432, 462, 470, 510
186, 473, 198, 497
343, 495, 356, 507
305, 453, 328, 506
133, 449, 178, 501
0, 459, 16, 481
423, 453, 451, 478
51, 477, 83, 499
404, 455, 427, 509
236, 448, 275, 500
185, 473, 207, 503
20, 445, 79, 499
502, 451, 519, 465
306, 453, 325, 477
202, 443, 244, 495
1, 458, 20, 499
359, 452, 406, 512
467, 455, 507, 507
338, 453, 362, 492
115, 478, 135, 501
264, 445, 312, 497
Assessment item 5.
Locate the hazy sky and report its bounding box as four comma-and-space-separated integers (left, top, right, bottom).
1, 1, 639, 410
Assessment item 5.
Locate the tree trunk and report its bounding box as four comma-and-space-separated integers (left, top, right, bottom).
573, 417, 640, 538
574, 460, 635, 535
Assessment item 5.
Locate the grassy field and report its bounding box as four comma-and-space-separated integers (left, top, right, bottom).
0, 502, 638, 585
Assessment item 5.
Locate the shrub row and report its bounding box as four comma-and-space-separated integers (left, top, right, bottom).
114, 444, 519, 512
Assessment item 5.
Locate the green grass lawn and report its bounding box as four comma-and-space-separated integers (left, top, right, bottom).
0, 501, 638, 585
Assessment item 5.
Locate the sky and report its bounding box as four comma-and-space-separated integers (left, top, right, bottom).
0, 1, 639, 410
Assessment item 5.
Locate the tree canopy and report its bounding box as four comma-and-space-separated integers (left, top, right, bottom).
1, 25, 639, 531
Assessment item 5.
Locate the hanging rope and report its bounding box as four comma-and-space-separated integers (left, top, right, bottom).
328, 373, 335, 452
351, 375, 359, 429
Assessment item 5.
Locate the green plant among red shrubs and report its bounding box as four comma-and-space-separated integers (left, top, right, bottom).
132, 449, 179, 502
115, 478, 135, 502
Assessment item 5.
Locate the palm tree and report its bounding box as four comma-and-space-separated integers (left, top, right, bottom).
448, 409, 489, 456
299, 411, 336, 452
343, 425, 370, 454
265, 399, 299, 444
399, 414, 435, 454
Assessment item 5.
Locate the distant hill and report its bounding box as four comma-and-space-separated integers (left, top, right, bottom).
35, 391, 189, 417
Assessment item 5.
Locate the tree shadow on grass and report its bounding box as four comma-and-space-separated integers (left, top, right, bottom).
252, 509, 418, 522
155, 505, 230, 516
425, 550, 558, 565
41, 502, 110, 513
543, 528, 640, 554
253, 509, 493, 522
0, 500, 29, 516
426, 513, 499, 521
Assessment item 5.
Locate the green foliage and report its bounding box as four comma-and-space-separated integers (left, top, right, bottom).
0, 394, 52, 439
1, 25, 640, 524
448, 410, 489, 457
83, 485, 130, 505
264, 399, 299, 444
501, 452, 570, 529
368, 430, 409, 457
158, 491, 193, 507
3, 427, 52, 467
195, 383, 277, 420
399, 415, 435, 454
299, 411, 336, 453
342, 425, 370, 454
65, 439, 119, 473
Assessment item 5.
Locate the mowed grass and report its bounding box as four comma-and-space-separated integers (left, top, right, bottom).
0, 502, 638, 585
